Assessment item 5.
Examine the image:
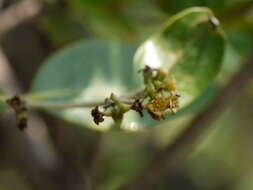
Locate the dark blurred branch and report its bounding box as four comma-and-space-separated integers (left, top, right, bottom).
0, 47, 21, 92
85, 133, 103, 177
0, 46, 91, 190
120, 55, 253, 190
0, 0, 42, 36
222, 0, 253, 26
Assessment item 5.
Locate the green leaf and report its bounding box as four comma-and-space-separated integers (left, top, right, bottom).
134, 7, 225, 109
30, 7, 225, 132
30, 40, 143, 131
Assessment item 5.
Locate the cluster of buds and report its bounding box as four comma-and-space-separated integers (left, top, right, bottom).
91, 65, 180, 126
91, 93, 131, 126
6, 95, 28, 130
141, 66, 180, 120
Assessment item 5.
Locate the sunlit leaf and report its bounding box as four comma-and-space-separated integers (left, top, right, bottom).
134, 7, 225, 109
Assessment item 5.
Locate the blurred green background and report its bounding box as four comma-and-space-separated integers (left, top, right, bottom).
0, 0, 253, 190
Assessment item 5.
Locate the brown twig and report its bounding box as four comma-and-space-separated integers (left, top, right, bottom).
0, 44, 91, 190
120, 54, 253, 190
0, 0, 42, 36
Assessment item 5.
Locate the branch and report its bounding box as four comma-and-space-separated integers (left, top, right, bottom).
0, 0, 42, 36
22, 89, 146, 110
120, 54, 253, 190
26, 98, 134, 110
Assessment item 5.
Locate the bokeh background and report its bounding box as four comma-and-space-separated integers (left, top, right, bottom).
0, 0, 253, 190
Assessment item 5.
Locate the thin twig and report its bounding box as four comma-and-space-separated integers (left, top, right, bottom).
0, 0, 42, 36
24, 90, 145, 110
120, 54, 253, 190
26, 98, 134, 110
27, 100, 108, 109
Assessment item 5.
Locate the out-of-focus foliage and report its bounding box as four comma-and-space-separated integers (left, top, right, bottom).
185, 93, 253, 190
0, 171, 28, 190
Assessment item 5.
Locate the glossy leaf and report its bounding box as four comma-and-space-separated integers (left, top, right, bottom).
134, 7, 225, 109
30, 7, 225, 132
30, 40, 143, 131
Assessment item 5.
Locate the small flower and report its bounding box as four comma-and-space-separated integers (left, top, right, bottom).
91, 106, 105, 125
145, 91, 167, 120
167, 93, 180, 115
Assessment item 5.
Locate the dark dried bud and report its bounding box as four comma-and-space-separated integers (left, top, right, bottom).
17, 117, 27, 130
91, 106, 105, 125
131, 99, 144, 117
6, 95, 22, 111
6, 95, 28, 130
